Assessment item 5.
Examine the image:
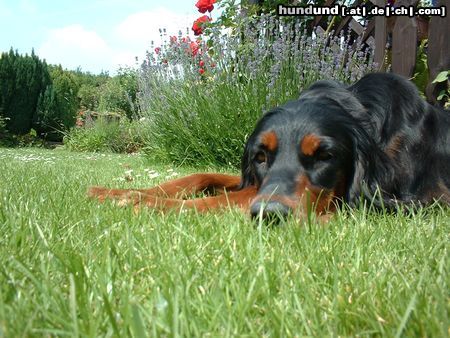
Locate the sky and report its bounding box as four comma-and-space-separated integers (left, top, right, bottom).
0, 0, 206, 74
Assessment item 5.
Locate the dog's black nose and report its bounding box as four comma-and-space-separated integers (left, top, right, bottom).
250, 200, 291, 220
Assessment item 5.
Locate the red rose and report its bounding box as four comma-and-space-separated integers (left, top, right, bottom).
199, 60, 205, 67
190, 41, 200, 56
195, 0, 216, 13
154, 47, 161, 54
199, 68, 205, 75
192, 15, 210, 36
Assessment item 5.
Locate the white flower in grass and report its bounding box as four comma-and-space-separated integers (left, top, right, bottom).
148, 172, 160, 179
165, 172, 178, 179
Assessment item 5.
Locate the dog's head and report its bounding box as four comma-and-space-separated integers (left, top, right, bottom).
241, 82, 393, 219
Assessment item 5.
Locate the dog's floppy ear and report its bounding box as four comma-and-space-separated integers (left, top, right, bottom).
239, 133, 256, 189
347, 126, 397, 208
301, 82, 398, 206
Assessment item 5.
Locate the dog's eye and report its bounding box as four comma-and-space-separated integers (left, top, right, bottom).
254, 151, 267, 164
317, 151, 333, 161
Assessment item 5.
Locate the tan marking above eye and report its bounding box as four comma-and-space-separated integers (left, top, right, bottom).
300, 134, 321, 156
260, 131, 278, 152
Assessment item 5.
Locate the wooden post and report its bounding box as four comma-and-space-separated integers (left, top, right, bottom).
371, 0, 387, 70
391, 0, 419, 77
426, 0, 450, 105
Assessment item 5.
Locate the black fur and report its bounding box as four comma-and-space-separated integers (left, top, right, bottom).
240, 73, 450, 210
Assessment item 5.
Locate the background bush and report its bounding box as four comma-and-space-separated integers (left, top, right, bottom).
63, 117, 150, 153
34, 65, 79, 140
97, 68, 139, 120
0, 115, 12, 146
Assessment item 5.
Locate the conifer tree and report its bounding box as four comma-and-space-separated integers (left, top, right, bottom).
0, 48, 51, 134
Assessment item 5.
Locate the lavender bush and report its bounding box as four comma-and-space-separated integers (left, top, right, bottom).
138, 14, 377, 167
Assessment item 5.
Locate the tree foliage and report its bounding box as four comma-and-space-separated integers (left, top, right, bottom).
98, 68, 138, 119
74, 69, 109, 110
35, 65, 79, 139
0, 48, 51, 134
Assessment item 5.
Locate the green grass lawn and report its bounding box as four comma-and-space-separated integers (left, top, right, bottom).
0, 147, 448, 337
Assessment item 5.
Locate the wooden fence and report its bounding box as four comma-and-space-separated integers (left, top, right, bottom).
248, 0, 450, 105
314, 0, 449, 105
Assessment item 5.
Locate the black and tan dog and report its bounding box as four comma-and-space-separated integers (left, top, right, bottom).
89, 73, 450, 220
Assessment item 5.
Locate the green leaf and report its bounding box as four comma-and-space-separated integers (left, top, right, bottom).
130, 303, 147, 338
436, 90, 445, 101
432, 71, 449, 83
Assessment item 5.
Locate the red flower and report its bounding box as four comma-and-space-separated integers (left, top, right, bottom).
199, 68, 205, 75
192, 15, 211, 36
170, 36, 177, 44
190, 41, 200, 56
199, 60, 205, 67
154, 47, 161, 54
195, 0, 216, 13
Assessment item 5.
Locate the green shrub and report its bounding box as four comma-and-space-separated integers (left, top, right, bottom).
34, 65, 79, 140
63, 117, 150, 153
0, 115, 12, 146
14, 128, 45, 148
78, 84, 100, 110
97, 68, 139, 119
432, 70, 450, 108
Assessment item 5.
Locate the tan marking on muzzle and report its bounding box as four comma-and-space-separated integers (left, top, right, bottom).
296, 175, 336, 215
